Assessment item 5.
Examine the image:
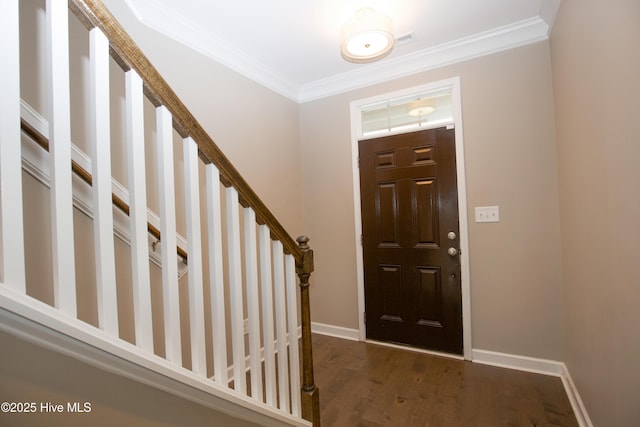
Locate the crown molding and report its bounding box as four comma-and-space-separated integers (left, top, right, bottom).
123, 1, 555, 103
298, 17, 550, 102
123, 0, 300, 101
540, 0, 562, 31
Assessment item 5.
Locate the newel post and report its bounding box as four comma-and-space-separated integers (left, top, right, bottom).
296, 236, 320, 426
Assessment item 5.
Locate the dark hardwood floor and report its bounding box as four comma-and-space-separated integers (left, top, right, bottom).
312, 334, 578, 427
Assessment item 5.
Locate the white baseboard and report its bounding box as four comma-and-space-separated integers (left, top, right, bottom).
560, 365, 594, 427
310, 322, 360, 341
472, 349, 592, 427
472, 348, 565, 376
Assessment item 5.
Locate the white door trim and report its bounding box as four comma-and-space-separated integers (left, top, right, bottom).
348, 76, 472, 360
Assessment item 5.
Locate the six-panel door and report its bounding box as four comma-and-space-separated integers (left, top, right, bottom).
359, 127, 463, 354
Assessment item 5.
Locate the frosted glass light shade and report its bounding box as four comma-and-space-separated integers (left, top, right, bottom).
341, 8, 394, 63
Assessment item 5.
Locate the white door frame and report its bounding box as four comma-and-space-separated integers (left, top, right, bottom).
349, 76, 472, 360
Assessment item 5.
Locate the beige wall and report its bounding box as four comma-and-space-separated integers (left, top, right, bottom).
0, 331, 261, 427
550, 0, 640, 425
300, 42, 566, 360
103, 0, 304, 239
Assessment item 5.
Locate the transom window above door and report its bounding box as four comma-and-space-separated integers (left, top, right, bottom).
361, 89, 453, 137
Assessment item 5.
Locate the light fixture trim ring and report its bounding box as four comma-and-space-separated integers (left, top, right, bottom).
340, 7, 395, 64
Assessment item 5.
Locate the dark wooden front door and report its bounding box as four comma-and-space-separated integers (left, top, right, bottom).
359, 127, 462, 354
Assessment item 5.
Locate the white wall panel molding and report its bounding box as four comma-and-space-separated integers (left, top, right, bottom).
19, 100, 188, 278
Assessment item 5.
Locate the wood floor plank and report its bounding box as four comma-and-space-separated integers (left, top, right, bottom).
312, 334, 578, 427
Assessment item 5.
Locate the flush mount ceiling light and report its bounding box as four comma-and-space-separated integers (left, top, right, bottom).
341, 7, 394, 63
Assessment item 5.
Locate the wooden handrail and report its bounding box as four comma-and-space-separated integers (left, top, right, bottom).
20, 118, 188, 262
68, 0, 302, 262
62, 3, 319, 424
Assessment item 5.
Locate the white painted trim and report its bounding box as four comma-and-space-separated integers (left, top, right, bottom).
156, 105, 181, 365
450, 80, 473, 360
226, 187, 247, 395
19, 100, 188, 279
285, 254, 302, 417
258, 224, 277, 406
122, 0, 557, 103
561, 365, 594, 427
0, 0, 26, 293
272, 241, 290, 413
472, 349, 593, 427
90, 27, 119, 336
299, 18, 550, 102
540, 0, 562, 33
0, 287, 310, 427
125, 69, 154, 353
311, 322, 360, 342
184, 137, 207, 376
123, 0, 298, 101
205, 164, 229, 387
47, 0, 77, 316
243, 207, 263, 402
349, 77, 473, 360
472, 348, 564, 376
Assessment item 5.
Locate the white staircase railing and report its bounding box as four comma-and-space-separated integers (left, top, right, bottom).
0, 1, 319, 425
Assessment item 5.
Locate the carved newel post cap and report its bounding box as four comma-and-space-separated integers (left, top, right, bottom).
297, 235, 310, 250
296, 236, 314, 275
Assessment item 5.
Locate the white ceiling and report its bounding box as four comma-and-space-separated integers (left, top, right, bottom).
123, 0, 560, 102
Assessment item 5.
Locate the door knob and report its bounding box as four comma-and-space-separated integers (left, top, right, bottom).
447, 231, 457, 240
447, 247, 458, 256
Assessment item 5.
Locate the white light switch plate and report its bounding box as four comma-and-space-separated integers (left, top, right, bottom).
475, 206, 500, 223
